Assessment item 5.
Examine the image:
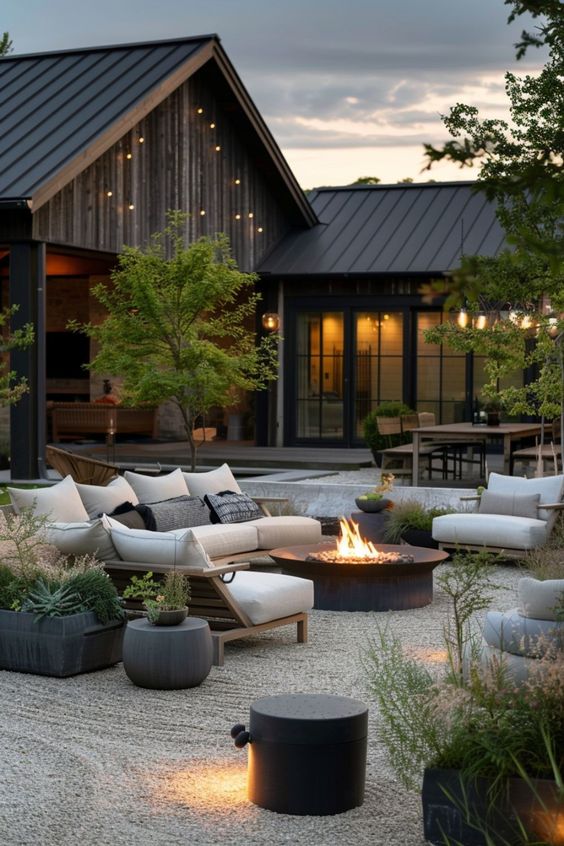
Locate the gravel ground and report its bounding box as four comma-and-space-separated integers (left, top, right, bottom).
0, 562, 525, 846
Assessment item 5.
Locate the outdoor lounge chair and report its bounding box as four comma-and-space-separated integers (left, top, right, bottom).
105, 558, 312, 666
46, 445, 118, 486
432, 472, 564, 557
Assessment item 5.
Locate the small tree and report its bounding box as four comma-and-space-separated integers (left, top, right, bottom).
70, 212, 278, 470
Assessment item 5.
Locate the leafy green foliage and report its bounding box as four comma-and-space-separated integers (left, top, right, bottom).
383, 501, 454, 543
123, 570, 190, 623
0, 304, 34, 408
0, 564, 26, 610
64, 569, 124, 624
362, 402, 414, 453
122, 571, 162, 603
70, 212, 279, 469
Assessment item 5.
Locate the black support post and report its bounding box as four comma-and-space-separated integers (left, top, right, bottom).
9, 241, 47, 480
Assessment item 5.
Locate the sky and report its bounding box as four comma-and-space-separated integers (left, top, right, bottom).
3, 0, 546, 189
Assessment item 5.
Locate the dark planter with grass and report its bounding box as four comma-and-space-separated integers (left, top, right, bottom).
422, 768, 560, 846
0, 609, 124, 677
401, 529, 439, 549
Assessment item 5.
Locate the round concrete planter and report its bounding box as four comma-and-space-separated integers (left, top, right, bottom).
151, 607, 188, 626
354, 497, 390, 513
123, 617, 213, 689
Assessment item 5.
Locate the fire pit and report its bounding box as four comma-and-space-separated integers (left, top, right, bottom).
270, 518, 449, 612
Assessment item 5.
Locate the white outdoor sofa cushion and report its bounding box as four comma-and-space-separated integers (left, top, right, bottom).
432, 513, 548, 550
225, 570, 314, 625
247, 515, 322, 549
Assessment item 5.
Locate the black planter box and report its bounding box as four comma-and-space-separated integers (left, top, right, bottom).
0, 609, 124, 677
402, 529, 439, 549
422, 768, 561, 846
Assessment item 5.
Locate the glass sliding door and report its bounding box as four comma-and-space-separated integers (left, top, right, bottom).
295, 311, 344, 439
354, 312, 404, 438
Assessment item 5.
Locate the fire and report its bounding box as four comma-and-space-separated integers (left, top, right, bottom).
336, 517, 381, 559
306, 518, 415, 565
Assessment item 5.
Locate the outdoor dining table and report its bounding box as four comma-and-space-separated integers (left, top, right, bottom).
410, 422, 545, 486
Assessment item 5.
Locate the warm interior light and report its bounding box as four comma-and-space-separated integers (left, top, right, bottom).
474, 312, 487, 330
457, 308, 469, 328
383, 313, 390, 320
262, 312, 280, 332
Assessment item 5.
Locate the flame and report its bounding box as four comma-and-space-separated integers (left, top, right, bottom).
336, 517, 381, 559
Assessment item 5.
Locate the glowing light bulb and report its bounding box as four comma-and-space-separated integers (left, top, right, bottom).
106, 190, 113, 197
200, 209, 206, 216
138, 135, 144, 144
126, 152, 132, 160
210, 122, 216, 129
215, 145, 221, 152
234, 178, 241, 185
248, 212, 254, 219
197, 107, 204, 114
457, 308, 469, 328
257, 227, 263, 233
128, 202, 135, 211
475, 313, 487, 330
235, 213, 241, 220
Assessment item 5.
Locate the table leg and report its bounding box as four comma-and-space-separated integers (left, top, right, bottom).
503, 434, 511, 474
412, 431, 421, 486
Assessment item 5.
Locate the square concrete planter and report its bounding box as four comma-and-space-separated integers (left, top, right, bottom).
0, 609, 124, 677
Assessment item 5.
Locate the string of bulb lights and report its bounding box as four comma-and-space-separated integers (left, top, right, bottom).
455, 299, 561, 339
102, 107, 264, 234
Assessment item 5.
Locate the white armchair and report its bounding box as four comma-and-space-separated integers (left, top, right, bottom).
432, 472, 564, 556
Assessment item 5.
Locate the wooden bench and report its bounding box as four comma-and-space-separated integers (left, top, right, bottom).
49, 403, 158, 441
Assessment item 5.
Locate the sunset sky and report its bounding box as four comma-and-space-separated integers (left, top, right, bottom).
3, 0, 546, 188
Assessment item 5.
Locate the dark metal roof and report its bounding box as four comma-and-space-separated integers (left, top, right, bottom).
0, 37, 215, 201
259, 182, 507, 276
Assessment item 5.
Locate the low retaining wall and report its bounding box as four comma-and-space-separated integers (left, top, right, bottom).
239, 480, 475, 518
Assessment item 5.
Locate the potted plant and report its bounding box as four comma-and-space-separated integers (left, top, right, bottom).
355, 473, 395, 512
363, 402, 414, 465
383, 500, 454, 548
0, 511, 125, 677
123, 570, 191, 625
365, 552, 564, 845
483, 396, 502, 427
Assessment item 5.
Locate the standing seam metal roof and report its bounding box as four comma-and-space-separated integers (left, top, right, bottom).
259, 182, 507, 275
0, 37, 212, 199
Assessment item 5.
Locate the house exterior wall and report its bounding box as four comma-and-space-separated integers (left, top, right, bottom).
32, 69, 291, 271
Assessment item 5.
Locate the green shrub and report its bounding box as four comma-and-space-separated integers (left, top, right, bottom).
362, 401, 414, 455
65, 569, 124, 624
0, 564, 26, 610
383, 500, 454, 543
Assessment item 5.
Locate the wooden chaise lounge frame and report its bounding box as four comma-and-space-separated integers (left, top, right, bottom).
104, 557, 308, 667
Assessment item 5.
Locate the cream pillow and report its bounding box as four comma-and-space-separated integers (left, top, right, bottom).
8, 475, 89, 523
101, 514, 211, 570
43, 519, 117, 561
123, 468, 188, 503
487, 472, 564, 521
77, 476, 139, 519
518, 577, 564, 621
183, 463, 241, 497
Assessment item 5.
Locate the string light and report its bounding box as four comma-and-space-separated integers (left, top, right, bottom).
215, 145, 221, 152
457, 308, 469, 328
105, 189, 113, 198
128, 201, 135, 211
235, 213, 241, 220
197, 107, 204, 114
200, 209, 206, 216
210, 122, 216, 129
234, 178, 241, 185
257, 227, 263, 233
248, 212, 254, 219
126, 152, 133, 160
137, 134, 145, 144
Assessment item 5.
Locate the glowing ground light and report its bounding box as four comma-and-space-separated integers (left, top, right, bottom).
155, 761, 249, 813
530, 811, 564, 845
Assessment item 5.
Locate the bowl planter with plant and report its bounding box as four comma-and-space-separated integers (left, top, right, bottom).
355, 472, 395, 513
122, 570, 191, 625
366, 551, 564, 846
0, 511, 125, 677
383, 500, 454, 549
363, 402, 414, 465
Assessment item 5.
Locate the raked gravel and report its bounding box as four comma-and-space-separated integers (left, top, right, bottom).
0, 562, 525, 846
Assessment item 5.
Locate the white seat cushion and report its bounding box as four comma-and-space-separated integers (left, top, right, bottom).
182, 463, 241, 497
77, 476, 139, 519
246, 516, 322, 549
43, 519, 117, 561
101, 515, 211, 570
190, 523, 259, 558
225, 571, 314, 625
483, 609, 564, 658
432, 513, 547, 550
123, 468, 189, 503
8, 475, 89, 523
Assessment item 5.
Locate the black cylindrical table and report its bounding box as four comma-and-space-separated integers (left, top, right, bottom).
123, 617, 212, 689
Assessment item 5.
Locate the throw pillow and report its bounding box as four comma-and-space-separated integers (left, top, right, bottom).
478, 490, 541, 519
8, 475, 89, 523
144, 496, 212, 532
518, 577, 564, 621
43, 519, 117, 561
101, 515, 212, 570
183, 463, 241, 498
123, 467, 189, 503
204, 491, 263, 524
487, 472, 564, 520
108, 502, 147, 530
76, 475, 139, 519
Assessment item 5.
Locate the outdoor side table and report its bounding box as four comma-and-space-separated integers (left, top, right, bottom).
122, 617, 213, 689
351, 510, 389, 543
234, 693, 368, 815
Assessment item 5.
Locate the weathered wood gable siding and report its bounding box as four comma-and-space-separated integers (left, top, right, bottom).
32, 72, 290, 270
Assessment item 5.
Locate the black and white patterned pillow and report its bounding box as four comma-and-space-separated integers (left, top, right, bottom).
146, 495, 212, 532
204, 491, 263, 524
